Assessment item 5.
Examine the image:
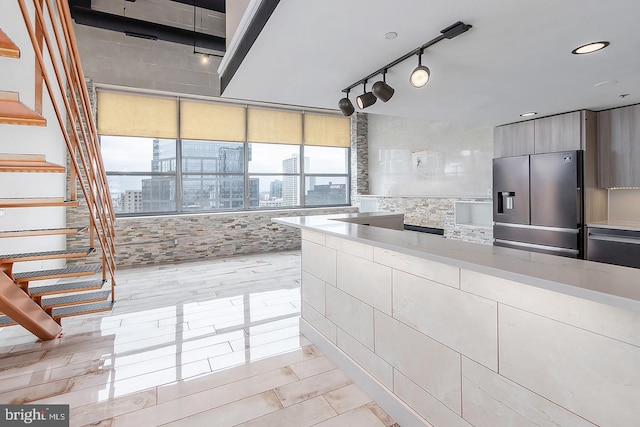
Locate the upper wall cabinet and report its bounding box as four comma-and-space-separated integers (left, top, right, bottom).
598, 104, 640, 188
533, 111, 582, 153
494, 111, 587, 158
494, 120, 534, 157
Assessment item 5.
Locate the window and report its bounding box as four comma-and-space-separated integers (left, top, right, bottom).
102, 136, 176, 214
98, 91, 351, 215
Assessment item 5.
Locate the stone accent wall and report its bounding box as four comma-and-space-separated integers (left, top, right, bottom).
112, 207, 356, 267
350, 112, 369, 201
355, 196, 493, 245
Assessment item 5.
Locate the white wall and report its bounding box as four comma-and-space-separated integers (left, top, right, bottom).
367, 114, 493, 197
0, 1, 69, 272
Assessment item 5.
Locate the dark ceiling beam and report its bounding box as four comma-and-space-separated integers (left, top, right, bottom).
169, 0, 225, 13
70, 6, 226, 52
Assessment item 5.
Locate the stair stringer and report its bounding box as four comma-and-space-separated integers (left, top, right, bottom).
0, 271, 62, 340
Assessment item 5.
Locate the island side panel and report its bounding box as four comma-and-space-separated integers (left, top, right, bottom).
299, 230, 638, 427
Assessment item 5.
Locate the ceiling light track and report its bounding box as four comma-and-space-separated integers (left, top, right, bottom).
339, 21, 472, 116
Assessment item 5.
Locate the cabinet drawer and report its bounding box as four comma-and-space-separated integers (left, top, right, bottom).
587, 227, 640, 268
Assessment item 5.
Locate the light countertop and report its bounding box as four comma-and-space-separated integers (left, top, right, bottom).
275, 213, 640, 313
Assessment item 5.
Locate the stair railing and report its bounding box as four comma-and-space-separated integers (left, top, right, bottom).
17, 0, 117, 297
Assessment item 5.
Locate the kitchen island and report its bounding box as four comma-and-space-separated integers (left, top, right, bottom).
275, 212, 640, 427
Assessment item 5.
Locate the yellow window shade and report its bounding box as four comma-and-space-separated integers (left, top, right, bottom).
180, 101, 246, 141
303, 113, 351, 147
247, 107, 302, 144
97, 92, 178, 138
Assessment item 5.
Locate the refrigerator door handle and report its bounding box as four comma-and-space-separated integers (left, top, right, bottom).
495, 239, 580, 255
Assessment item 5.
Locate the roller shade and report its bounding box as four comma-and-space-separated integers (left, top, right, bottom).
303, 113, 350, 147
97, 92, 177, 138
247, 107, 302, 145
180, 101, 246, 141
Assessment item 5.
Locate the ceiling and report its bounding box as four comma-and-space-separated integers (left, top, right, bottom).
219, 0, 640, 126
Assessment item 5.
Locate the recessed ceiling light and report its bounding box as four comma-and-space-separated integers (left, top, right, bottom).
520, 112, 537, 117
384, 32, 398, 40
572, 41, 610, 55
594, 80, 618, 87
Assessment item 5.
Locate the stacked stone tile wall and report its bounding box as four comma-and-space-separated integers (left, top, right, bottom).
112, 207, 356, 267
350, 112, 369, 200
354, 196, 493, 245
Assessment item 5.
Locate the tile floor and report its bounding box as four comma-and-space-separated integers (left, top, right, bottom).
0, 250, 399, 427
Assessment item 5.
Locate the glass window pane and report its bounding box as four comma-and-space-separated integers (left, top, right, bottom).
248, 143, 301, 173
102, 136, 176, 172
305, 176, 348, 206
250, 175, 300, 208
182, 175, 246, 211
182, 140, 244, 173
304, 146, 348, 173
108, 175, 176, 214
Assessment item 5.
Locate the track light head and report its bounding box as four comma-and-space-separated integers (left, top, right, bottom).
372, 71, 394, 102
410, 50, 430, 88
338, 91, 355, 116
356, 81, 377, 109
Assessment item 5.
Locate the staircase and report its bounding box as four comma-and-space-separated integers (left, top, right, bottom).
0, 1, 116, 340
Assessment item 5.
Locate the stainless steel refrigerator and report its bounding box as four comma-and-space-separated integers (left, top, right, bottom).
493, 150, 583, 258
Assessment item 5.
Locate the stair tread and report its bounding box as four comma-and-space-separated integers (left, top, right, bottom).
14, 264, 100, 282
29, 278, 105, 296
42, 290, 110, 308
0, 247, 94, 262
0, 198, 79, 208
0, 159, 65, 173
0, 226, 88, 238
0, 94, 46, 127
0, 29, 20, 58
0, 315, 16, 326
53, 301, 114, 318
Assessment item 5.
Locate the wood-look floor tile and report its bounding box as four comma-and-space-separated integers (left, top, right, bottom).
323, 383, 373, 414
313, 405, 388, 427
236, 395, 337, 427
289, 355, 337, 380
274, 368, 353, 407
158, 390, 283, 427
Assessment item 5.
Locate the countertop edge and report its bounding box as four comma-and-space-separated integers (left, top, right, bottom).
275, 215, 640, 313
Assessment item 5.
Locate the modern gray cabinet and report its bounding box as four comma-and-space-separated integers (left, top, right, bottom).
494, 120, 534, 157
598, 103, 640, 188
534, 111, 582, 153
494, 111, 585, 158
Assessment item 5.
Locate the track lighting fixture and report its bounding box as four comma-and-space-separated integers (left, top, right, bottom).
356, 81, 377, 109
338, 89, 355, 116
372, 70, 395, 102
409, 50, 430, 88
338, 21, 471, 114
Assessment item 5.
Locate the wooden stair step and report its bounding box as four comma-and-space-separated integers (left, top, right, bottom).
29, 278, 105, 296
0, 315, 16, 327
0, 155, 65, 173
0, 247, 95, 263
0, 226, 88, 238
0, 198, 79, 208
52, 300, 114, 319
0, 91, 46, 127
14, 264, 100, 283
42, 289, 110, 309
0, 29, 20, 58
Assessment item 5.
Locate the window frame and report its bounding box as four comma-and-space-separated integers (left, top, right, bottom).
100, 94, 351, 217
